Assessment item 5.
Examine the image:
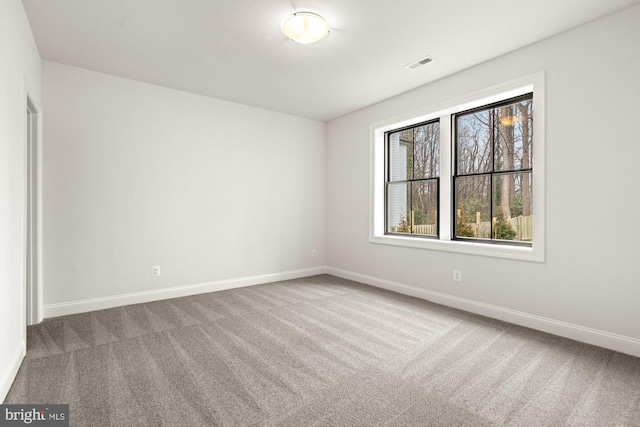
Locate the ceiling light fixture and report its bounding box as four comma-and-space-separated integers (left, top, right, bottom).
281, 12, 330, 44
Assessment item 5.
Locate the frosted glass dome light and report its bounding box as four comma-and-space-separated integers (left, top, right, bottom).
281, 12, 330, 44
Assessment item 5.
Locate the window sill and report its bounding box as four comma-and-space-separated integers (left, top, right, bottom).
369, 234, 543, 262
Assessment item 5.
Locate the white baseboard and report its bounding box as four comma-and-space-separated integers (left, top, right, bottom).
44, 266, 328, 319
1, 340, 25, 403
327, 267, 640, 358
40, 265, 640, 358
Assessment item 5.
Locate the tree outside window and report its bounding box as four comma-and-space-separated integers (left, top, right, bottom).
386, 120, 440, 237
454, 94, 533, 244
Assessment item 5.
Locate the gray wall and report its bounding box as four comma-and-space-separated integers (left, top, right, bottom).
326, 6, 640, 349
42, 61, 326, 310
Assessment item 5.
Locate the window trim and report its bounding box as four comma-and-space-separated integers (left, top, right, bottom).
369, 72, 545, 262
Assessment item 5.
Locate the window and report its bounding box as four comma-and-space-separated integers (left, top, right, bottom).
371, 72, 544, 261
454, 94, 533, 245
386, 120, 440, 237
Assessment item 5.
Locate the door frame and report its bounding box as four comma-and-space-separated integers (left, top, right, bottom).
24, 76, 43, 328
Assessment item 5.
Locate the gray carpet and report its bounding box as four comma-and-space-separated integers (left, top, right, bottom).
5, 274, 640, 426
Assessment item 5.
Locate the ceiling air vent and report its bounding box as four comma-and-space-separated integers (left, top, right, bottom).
404, 55, 433, 70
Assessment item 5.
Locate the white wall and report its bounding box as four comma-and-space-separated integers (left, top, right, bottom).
42, 61, 326, 313
0, 0, 42, 402
327, 6, 640, 354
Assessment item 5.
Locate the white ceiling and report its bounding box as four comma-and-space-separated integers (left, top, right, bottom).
22, 0, 640, 121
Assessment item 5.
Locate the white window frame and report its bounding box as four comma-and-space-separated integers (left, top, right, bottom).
369, 72, 545, 262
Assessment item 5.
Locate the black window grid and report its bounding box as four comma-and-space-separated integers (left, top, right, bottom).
384, 119, 440, 238
452, 93, 533, 246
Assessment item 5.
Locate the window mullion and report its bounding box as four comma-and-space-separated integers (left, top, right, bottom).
439, 115, 452, 241
410, 128, 415, 234
490, 109, 495, 240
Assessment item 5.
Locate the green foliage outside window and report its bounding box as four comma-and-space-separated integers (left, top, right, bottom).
493, 214, 516, 240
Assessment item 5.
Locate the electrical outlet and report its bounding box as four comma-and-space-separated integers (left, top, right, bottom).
152, 266, 161, 277
311, 249, 318, 258
453, 269, 462, 282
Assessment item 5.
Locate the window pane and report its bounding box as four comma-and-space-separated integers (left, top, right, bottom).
389, 129, 412, 181
413, 122, 440, 179
492, 172, 533, 242
411, 180, 438, 236
387, 182, 410, 233
455, 175, 491, 239
456, 111, 492, 175
495, 99, 533, 171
